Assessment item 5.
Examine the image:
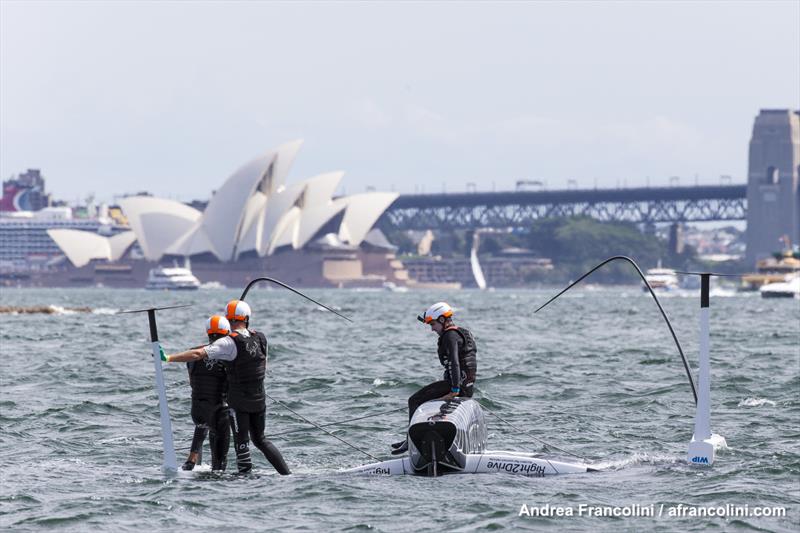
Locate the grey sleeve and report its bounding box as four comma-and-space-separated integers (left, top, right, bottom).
203, 336, 237, 361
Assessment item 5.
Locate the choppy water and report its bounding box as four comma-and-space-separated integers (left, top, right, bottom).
0, 287, 798, 532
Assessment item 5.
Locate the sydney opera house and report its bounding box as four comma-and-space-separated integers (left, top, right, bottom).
44, 140, 409, 288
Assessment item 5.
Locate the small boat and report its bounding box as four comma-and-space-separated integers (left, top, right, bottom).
759, 273, 800, 298
644, 266, 679, 292
345, 398, 594, 477
145, 266, 200, 290
382, 281, 408, 293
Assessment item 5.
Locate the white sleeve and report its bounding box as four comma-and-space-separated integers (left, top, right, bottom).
203, 336, 237, 361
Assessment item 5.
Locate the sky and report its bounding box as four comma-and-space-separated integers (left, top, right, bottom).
1, 1, 798, 204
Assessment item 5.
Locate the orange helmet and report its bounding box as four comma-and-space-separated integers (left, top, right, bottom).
206, 315, 231, 336
225, 300, 251, 322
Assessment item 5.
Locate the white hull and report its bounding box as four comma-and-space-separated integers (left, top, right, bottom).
345, 451, 591, 477
145, 267, 200, 290
644, 266, 679, 292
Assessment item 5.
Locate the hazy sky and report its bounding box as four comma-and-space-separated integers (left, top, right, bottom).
1, 1, 798, 204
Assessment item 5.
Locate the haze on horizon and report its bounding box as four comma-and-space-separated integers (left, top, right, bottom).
1, 0, 798, 205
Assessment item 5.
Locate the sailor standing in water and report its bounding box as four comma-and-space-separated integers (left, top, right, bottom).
179, 315, 231, 471
164, 300, 290, 475
392, 302, 478, 454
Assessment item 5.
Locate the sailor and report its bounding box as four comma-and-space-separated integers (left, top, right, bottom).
163, 300, 290, 475
392, 301, 478, 454
162, 315, 231, 471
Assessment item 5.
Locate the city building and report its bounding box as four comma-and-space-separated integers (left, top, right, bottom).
745, 109, 800, 263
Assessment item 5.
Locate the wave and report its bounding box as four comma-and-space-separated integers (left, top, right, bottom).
594, 452, 682, 470
0, 305, 118, 315
738, 397, 776, 407
0, 305, 92, 314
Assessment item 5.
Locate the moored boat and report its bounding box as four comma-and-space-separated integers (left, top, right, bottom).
145, 266, 200, 290
644, 267, 679, 292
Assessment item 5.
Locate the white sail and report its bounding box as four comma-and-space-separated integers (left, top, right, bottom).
470, 232, 487, 290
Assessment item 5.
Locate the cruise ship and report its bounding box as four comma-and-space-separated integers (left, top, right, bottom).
0, 206, 129, 274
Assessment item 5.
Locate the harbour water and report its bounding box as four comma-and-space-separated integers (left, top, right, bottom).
0, 287, 798, 531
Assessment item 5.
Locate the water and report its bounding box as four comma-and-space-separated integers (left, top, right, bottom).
0, 287, 798, 531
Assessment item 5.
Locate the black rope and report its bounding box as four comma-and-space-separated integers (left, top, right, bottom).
479, 402, 590, 462
673, 271, 744, 277
270, 407, 406, 437
534, 255, 698, 406
239, 277, 352, 322
534, 255, 697, 405
266, 394, 379, 461
174, 405, 405, 453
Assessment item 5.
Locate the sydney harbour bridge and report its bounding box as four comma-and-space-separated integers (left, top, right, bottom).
379, 184, 748, 231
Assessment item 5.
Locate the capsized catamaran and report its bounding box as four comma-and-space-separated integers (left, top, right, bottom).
345, 398, 595, 477
349, 256, 729, 476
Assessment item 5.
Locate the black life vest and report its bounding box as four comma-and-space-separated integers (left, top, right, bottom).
223, 329, 268, 412
437, 326, 478, 387
186, 357, 227, 403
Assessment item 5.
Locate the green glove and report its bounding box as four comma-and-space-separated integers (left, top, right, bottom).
159, 346, 170, 362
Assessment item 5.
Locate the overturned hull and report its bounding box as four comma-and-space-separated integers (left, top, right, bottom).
347, 452, 592, 477
345, 398, 594, 477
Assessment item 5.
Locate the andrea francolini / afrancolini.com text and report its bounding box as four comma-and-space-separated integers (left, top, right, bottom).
518, 503, 787, 519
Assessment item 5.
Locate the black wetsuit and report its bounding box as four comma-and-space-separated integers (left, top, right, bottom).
407, 326, 478, 420
224, 329, 290, 475
186, 357, 230, 470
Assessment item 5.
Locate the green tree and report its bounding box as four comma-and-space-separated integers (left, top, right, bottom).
524, 217, 668, 282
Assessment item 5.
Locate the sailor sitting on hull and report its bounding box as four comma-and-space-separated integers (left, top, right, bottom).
392, 302, 478, 455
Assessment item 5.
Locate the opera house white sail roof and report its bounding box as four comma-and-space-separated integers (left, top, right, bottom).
117, 197, 202, 261
49, 140, 399, 267
47, 229, 137, 268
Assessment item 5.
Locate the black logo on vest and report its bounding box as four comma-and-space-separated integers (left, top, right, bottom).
246, 341, 258, 357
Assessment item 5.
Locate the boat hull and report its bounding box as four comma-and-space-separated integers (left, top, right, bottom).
345, 452, 591, 477
344, 398, 593, 477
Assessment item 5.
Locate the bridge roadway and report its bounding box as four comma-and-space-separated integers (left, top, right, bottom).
380, 184, 747, 231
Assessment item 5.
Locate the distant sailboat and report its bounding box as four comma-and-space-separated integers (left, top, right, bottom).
470, 232, 487, 290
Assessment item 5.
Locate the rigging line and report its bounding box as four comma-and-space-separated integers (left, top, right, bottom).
270, 407, 407, 437
239, 277, 352, 322
673, 271, 744, 277
174, 407, 406, 452
117, 304, 193, 314
266, 393, 379, 462
533, 255, 698, 406
478, 402, 590, 462
175, 408, 408, 451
